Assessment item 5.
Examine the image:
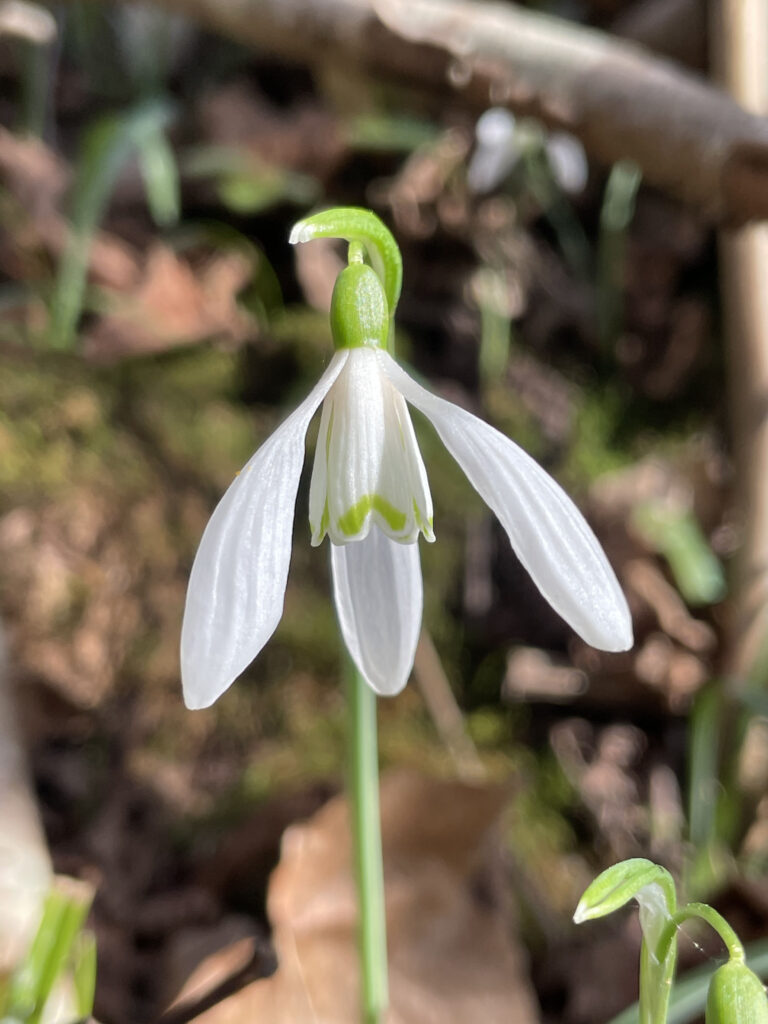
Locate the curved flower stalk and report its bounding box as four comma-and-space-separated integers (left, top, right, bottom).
181, 207, 633, 709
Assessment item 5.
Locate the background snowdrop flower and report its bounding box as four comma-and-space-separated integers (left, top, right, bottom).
181, 209, 632, 710
467, 107, 519, 194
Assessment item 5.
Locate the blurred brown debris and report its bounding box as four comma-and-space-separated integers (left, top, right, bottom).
83, 243, 254, 361
0, 127, 256, 359
169, 771, 540, 1024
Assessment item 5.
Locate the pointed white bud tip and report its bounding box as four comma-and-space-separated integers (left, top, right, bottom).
289, 221, 316, 245
572, 900, 590, 925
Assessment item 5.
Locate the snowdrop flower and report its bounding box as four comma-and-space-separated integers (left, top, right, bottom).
181, 209, 632, 709
545, 131, 589, 196
467, 107, 519, 194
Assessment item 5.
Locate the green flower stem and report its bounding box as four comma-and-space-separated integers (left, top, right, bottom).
640, 930, 677, 1024
345, 654, 388, 1024
657, 903, 746, 968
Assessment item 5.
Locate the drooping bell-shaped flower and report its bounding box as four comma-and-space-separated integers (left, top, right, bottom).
180, 210, 632, 710
307, 263, 435, 548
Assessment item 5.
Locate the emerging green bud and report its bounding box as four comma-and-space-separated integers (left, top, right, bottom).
330, 263, 389, 352
574, 859, 676, 926
706, 961, 768, 1024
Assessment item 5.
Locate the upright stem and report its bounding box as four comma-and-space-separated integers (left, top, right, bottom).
345, 656, 388, 1024
639, 934, 677, 1024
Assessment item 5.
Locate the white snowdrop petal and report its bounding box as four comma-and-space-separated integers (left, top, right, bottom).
180, 351, 349, 709
381, 353, 633, 652
308, 391, 332, 545
326, 348, 387, 540
331, 528, 423, 696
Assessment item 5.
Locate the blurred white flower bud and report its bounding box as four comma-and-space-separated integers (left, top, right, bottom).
468, 107, 519, 194
545, 131, 589, 194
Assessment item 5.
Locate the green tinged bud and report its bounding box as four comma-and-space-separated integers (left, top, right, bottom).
574, 858, 676, 925
706, 961, 768, 1024
330, 263, 389, 352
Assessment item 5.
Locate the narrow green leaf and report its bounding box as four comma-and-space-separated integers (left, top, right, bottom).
137, 125, 180, 226
72, 932, 97, 1017
48, 97, 174, 349
345, 113, 439, 152
597, 160, 642, 350
632, 502, 726, 606
6, 879, 93, 1023
6, 889, 68, 1016
517, 121, 592, 279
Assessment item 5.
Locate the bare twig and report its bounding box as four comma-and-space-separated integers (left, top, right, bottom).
413, 630, 484, 780
158, 937, 277, 1024
90, 0, 768, 223
611, 0, 706, 70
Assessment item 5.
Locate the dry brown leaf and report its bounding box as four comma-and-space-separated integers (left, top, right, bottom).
172, 770, 540, 1024
84, 244, 254, 361
504, 646, 587, 702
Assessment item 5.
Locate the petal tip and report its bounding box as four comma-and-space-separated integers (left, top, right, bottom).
612, 626, 634, 653
181, 666, 222, 710
357, 661, 411, 698
182, 692, 211, 711
588, 611, 634, 654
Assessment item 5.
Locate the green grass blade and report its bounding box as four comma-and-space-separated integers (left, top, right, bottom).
6, 879, 93, 1023
137, 124, 180, 227
72, 931, 97, 1018
597, 159, 642, 351
632, 502, 726, 606
688, 685, 723, 850
48, 97, 174, 349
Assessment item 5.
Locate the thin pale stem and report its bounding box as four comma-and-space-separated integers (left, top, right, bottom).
345, 655, 388, 1024
657, 902, 746, 967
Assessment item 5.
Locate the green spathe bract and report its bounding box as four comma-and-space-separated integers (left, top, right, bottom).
574, 858, 676, 927
575, 859, 678, 1024
290, 206, 402, 350
330, 263, 389, 352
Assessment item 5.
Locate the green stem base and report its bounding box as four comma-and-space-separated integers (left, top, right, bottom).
346, 657, 388, 1023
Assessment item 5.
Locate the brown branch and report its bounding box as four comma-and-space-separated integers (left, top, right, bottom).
104, 0, 768, 223
611, 0, 707, 70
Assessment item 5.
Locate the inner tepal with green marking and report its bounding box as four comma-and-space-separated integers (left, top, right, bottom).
307, 234, 435, 547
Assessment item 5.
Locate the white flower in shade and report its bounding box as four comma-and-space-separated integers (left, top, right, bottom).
180, 227, 632, 710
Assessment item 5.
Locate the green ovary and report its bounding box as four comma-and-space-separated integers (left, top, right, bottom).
338, 494, 407, 537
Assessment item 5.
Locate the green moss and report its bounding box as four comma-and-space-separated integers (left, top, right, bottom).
566, 386, 632, 484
